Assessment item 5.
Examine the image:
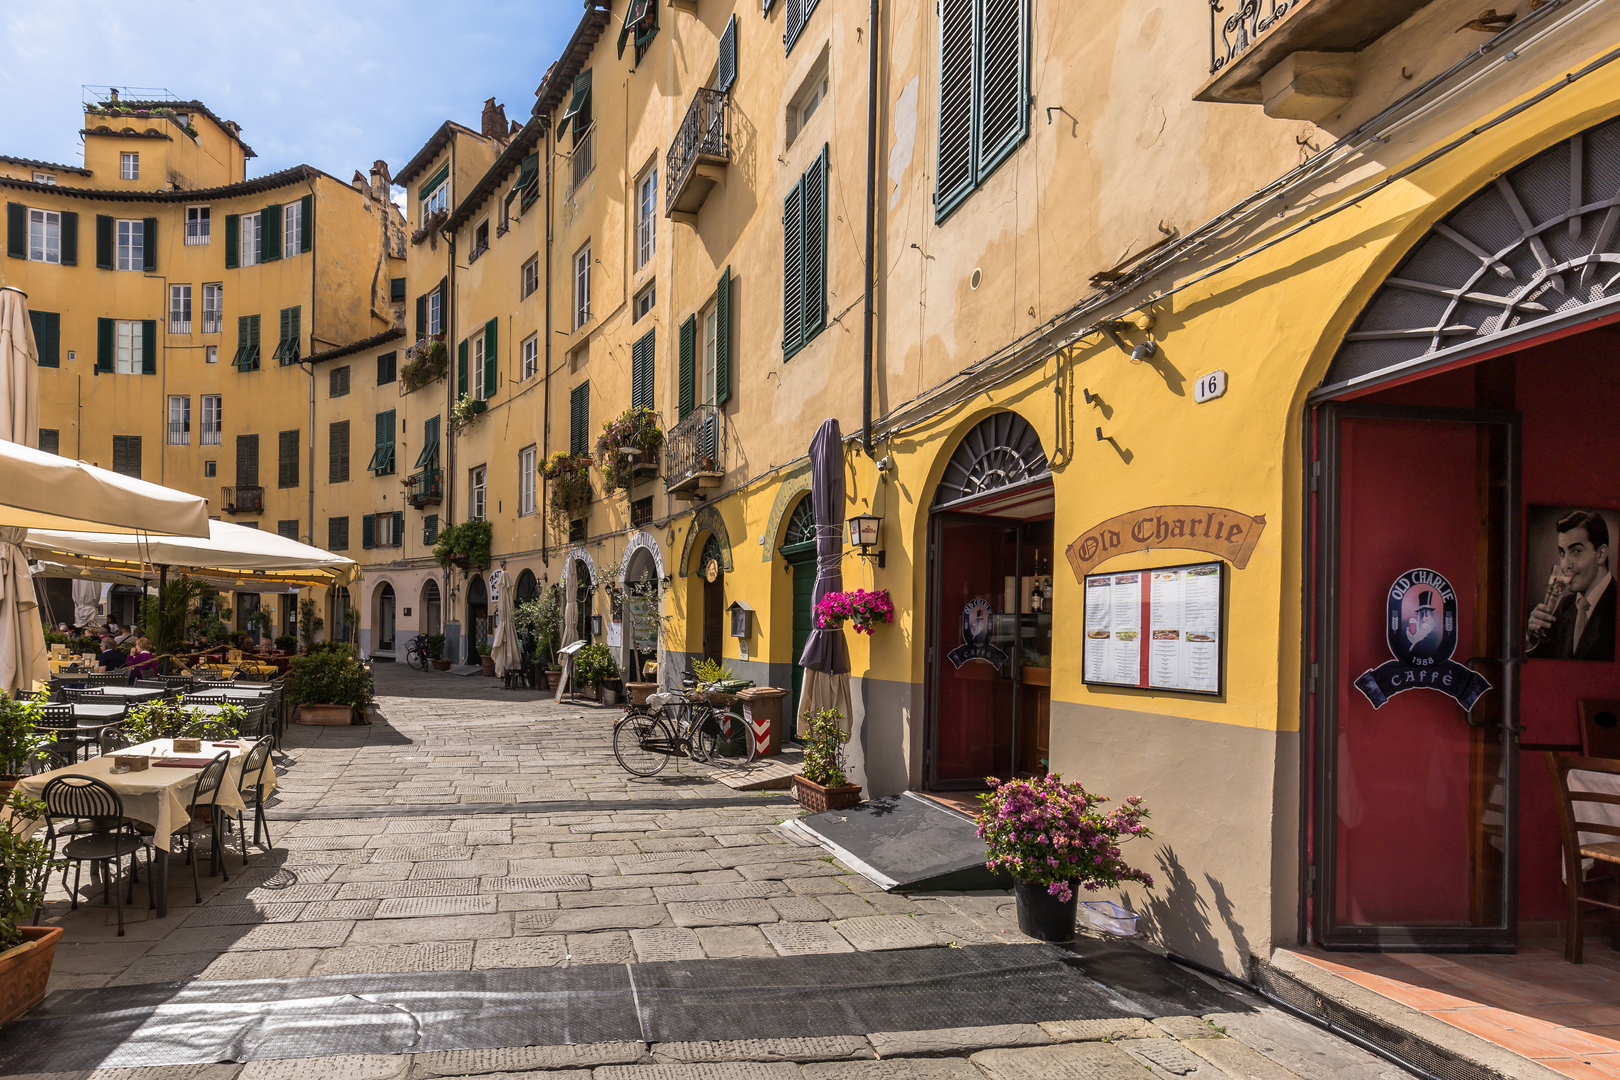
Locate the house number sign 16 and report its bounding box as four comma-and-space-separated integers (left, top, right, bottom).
1194, 370, 1228, 403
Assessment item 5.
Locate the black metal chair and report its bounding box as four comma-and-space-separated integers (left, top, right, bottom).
99, 727, 134, 756
173, 751, 232, 902
69, 672, 134, 688
40, 776, 151, 936
189, 679, 236, 692
181, 693, 229, 706
233, 737, 276, 865
34, 703, 86, 766
132, 680, 174, 693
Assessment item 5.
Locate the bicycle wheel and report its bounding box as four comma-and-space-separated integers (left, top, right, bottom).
614, 710, 673, 777
407, 648, 429, 671
696, 708, 756, 769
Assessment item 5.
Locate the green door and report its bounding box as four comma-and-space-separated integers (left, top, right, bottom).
782, 498, 819, 734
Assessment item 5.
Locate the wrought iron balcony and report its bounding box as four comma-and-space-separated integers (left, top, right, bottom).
664, 404, 725, 499
405, 468, 443, 508
666, 88, 729, 221
220, 485, 263, 515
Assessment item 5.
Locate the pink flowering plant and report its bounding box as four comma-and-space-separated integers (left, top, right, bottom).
813, 588, 895, 634
976, 774, 1153, 903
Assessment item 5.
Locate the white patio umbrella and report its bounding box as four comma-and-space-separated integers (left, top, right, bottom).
24, 520, 357, 589
487, 567, 522, 679
0, 287, 47, 692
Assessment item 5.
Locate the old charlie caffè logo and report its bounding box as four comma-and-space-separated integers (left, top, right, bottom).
1353, 568, 1491, 710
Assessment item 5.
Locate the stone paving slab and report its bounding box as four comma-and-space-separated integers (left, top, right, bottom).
667, 900, 780, 927
410, 1042, 646, 1076
1040, 1019, 1164, 1042
970, 1043, 1150, 1080
833, 916, 940, 952
799, 1062, 983, 1080
1120, 1038, 1228, 1078
238, 1055, 409, 1080
595, 1066, 802, 1080
759, 922, 856, 956
375, 895, 499, 918
651, 1038, 875, 1064
866, 1026, 1052, 1058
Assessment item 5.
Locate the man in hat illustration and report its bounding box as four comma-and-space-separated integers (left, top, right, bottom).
1405, 588, 1442, 656
1528, 509, 1615, 660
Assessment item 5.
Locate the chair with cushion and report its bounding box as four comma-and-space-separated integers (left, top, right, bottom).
173, 751, 232, 902
40, 775, 151, 936
232, 737, 276, 864
1547, 752, 1620, 962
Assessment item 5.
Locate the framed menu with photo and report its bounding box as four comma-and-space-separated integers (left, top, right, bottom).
1082, 561, 1225, 696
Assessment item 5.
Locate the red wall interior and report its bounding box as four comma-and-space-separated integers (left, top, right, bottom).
1362, 330, 1620, 923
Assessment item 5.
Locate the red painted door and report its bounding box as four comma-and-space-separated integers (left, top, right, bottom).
1320, 406, 1517, 948
931, 516, 1019, 786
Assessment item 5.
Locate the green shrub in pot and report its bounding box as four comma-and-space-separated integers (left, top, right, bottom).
573, 643, 618, 690
124, 700, 242, 743
286, 647, 373, 712
0, 791, 59, 950
0, 694, 50, 781
425, 634, 445, 661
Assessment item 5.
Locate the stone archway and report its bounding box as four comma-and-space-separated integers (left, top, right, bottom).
678, 506, 733, 578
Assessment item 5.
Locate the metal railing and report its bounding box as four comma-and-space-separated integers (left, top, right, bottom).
167, 421, 189, 445
664, 404, 725, 491
569, 124, 596, 196
666, 88, 729, 210
1209, 0, 1296, 75
406, 468, 443, 507
220, 485, 263, 514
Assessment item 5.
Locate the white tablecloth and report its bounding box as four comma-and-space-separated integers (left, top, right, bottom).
14, 739, 277, 851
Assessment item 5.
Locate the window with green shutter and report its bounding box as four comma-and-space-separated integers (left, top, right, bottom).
518, 153, 540, 211
273, 306, 301, 363
678, 315, 696, 419
782, 146, 829, 360
616, 0, 658, 63
224, 214, 239, 269
719, 16, 738, 93
260, 203, 282, 262
457, 338, 468, 398
934, 0, 1029, 222
299, 193, 313, 253
278, 429, 299, 488
95, 215, 113, 270
785, 0, 821, 55
236, 434, 259, 488
277, 519, 299, 540
328, 516, 349, 551
570, 382, 590, 457
233, 314, 261, 370
329, 420, 350, 483
715, 267, 731, 406
631, 330, 654, 410
5, 203, 22, 260
111, 435, 141, 479
29, 311, 60, 367
368, 410, 396, 475
141, 320, 157, 375
142, 217, 157, 272
558, 70, 593, 145
96, 318, 113, 372
482, 318, 497, 401
361, 513, 375, 550
415, 415, 441, 470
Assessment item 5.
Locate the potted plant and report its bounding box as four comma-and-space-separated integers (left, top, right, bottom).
0, 790, 64, 1026
449, 393, 488, 434
298, 597, 325, 653
814, 588, 895, 635
543, 451, 593, 530
596, 406, 665, 494
125, 700, 241, 744
426, 634, 450, 671
432, 519, 493, 571
286, 644, 373, 725
401, 339, 449, 393
976, 775, 1153, 943
273, 634, 298, 654
0, 695, 50, 796
573, 643, 618, 701
793, 708, 861, 812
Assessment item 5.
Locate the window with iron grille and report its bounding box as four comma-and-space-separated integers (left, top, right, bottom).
278, 429, 300, 488
521, 255, 539, 299
186, 206, 210, 245
330, 365, 350, 398
934, 0, 1030, 223
277, 520, 299, 540
635, 167, 656, 269
112, 435, 141, 478
631, 496, 653, 527
201, 395, 222, 445
519, 445, 537, 516
169, 284, 191, 334
167, 396, 190, 445
39, 429, 59, 455
202, 283, 223, 334
329, 420, 350, 482
328, 516, 349, 551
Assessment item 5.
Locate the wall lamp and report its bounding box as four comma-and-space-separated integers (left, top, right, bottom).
1099, 312, 1157, 363
847, 512, 885, 568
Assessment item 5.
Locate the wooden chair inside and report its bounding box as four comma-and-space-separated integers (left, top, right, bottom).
1546, 752, 1620, 962
1579, 700, 1620, 760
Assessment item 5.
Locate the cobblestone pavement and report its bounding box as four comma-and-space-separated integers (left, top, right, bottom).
15, 664, 1406, 1080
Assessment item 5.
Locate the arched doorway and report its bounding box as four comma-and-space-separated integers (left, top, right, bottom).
421, 579, 441, 636
467, 575, 488, 662
375, 582, 396, 654
573, 560, 594, 644
698, 533, 725, 663
623, 546, 660, 683
515, 569, 539, 605
780, 496, 818, 723
925, 411, 1053, 790
332, 586, 353, 644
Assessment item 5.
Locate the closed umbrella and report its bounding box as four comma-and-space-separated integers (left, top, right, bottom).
488, 567, 522, 679
71, 577, 105, 625
797, 419, 852, 737
0, 288, 46, 692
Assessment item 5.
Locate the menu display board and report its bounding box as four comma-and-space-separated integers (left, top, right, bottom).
1082, 561, 1224, 696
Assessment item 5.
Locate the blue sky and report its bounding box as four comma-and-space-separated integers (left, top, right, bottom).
0, 0, 579, 185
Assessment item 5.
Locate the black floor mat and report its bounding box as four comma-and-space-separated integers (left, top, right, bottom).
0, 944, 1240, 1073
793, 791, 1010, 891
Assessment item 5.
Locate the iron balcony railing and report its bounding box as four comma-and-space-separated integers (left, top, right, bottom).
664, 403, 725, 494
220, 485, 264, 514
1208, 0, 1295, 75
666, 88, 730, 216
406, 467, 444, 508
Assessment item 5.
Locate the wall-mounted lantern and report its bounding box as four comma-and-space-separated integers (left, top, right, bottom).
847, 512, 884, 567
728, 600, 754, 639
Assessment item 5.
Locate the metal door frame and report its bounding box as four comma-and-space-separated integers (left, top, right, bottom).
1312, 402, 1521, 951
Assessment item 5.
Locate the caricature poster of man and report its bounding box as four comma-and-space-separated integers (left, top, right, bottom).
1525, 507, 1619, 661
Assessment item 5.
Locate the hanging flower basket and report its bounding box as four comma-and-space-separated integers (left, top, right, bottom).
813, 589, 895, 635
544, 451, 594, 528
597, 407, 665, 494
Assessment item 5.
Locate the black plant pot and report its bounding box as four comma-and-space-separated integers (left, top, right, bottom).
1013, 879, 1078, 942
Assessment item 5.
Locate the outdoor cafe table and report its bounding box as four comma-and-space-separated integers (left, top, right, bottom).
15, 739, 277, 918
196, 688, 273, 703
66, 702, 127, 723
72, 686, 166, 703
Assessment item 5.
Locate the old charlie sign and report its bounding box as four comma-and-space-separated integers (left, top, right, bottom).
1065, 505, 1267, 580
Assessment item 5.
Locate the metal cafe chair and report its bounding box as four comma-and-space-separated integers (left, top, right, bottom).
34, 703, 88, 765
99, 728, 135, 756
39, 775, 152, 937
233, 737, 276, 865
173, 751, 232, 903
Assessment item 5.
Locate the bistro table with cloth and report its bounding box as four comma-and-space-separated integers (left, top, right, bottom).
15, 739, 277, 917
70, 686, 167, 705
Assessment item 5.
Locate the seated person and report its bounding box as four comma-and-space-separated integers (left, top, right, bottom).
97, 636, 127, 672
126, 637, 157, 678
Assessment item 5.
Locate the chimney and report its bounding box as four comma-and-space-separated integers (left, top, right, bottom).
510, 119, 522, 136
482, 97, 508, 138
370, 159, 392, 202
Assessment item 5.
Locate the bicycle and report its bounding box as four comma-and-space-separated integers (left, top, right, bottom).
613, 675, 756, 776
404, 633, 431, 671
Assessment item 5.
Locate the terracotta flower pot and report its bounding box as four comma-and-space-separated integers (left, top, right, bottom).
792, 775, 862, 813
296, 703, 355, 726
431, 659, 452, 671
544, 670, 561, 689
0, 926, 63, 1026
480, 655, 496, 677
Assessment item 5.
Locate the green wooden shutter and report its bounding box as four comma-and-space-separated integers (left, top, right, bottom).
519, 153, 540, 210
59, 211, 76, 266
782, 178, 804, 358
299, 194, 313, 253
142, 217, 157, 271
274, 308, 290, 361
224, 214, 239, 268
457, 339, 468, 397
329, 420, 349, 483
977, 0, 1028, 181
483, 318, 497, 400
570, 382, 589, 456
393, 511, 404, 546
718, 16, 738, 93
415, 415, 441, 470
801, 146, 829, 343
287, 306, 301, 361
678, 315, 696, 418
935, 0, 976, 219
97, 318, 114, 372
279, 429, 300, 488
415, 295, 427, 339
261, 204, 282, 261
29, 312, 59, 367
786, 0, 820, 54
715, 266, 731, 406
234, 315, 250, 367
250, 314, 261, 368
362, 514, 375, 549
237, 434, 259, 487
96, 215, 113, 270
631, 330, 654, 410
6, 203, 24, 259
141, 320, 156, 375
